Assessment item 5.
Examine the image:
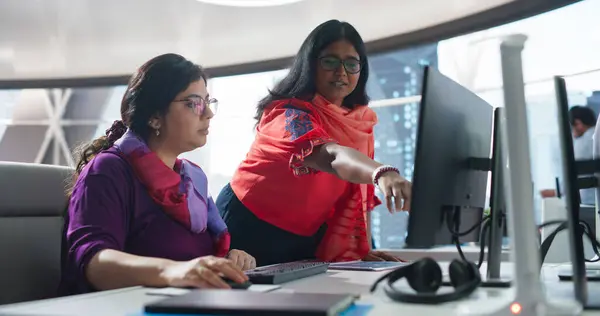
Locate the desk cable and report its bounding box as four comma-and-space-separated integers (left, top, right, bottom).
446, 215, 492, 268
446, 216, 600, 268
539, 220, 600, 266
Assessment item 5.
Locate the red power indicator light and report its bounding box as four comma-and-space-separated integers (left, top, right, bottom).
510, 302, 522, 314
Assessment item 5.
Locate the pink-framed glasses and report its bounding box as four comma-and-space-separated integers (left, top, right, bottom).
174, 97, 218, 117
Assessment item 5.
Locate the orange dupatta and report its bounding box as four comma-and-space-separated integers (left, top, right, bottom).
231, 94, 381, 262
308, 95, 381, 261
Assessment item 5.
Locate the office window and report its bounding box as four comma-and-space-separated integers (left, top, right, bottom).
184, 69, 288, 197
0, 86, 129, 165
93, 86, 128, 139
367, 44, 438, 249
436, 0, 600, 225
0, 90, 19, 142
365, 0, 600, 249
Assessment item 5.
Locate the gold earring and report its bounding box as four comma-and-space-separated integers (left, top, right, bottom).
155, 129, 160, 137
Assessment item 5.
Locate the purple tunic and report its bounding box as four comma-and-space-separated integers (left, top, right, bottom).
59, 148, 216, 296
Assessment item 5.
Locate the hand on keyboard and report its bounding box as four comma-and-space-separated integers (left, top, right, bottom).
162, 256, 249, 289
226, 249, 257, 271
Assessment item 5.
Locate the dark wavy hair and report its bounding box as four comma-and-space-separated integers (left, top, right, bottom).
67, 53, 207, 194
254, 19, 370, 122
569, 105, 597, 127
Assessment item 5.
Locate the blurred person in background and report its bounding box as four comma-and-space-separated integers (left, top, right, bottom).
216, 20, 411, 267
541, 105, 596, 205
60, 53, 254, 296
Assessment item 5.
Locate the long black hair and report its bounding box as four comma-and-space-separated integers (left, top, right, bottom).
254, 19, 370, 122
67, 53, 207, 194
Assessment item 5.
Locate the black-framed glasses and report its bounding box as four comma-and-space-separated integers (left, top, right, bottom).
318, 56, 362, 74
174, 97, 218, 117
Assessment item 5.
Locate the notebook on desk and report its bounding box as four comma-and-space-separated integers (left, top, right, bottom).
144, 289, 356, 316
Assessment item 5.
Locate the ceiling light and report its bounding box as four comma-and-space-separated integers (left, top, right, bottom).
196, 0, 305, 7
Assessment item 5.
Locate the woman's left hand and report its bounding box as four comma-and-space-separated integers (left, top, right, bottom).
226, 249, 257, 271
363, 250, 404, 262
377, 171, 412, 213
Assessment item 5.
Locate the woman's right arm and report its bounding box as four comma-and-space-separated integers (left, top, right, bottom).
86, 249, 173, 290
87, 250, 246, 290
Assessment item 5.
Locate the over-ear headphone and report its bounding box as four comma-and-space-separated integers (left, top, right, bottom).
370, 257, 481, 304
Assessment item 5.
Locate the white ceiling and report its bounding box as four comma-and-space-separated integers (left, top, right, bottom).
0, 0, 516, 80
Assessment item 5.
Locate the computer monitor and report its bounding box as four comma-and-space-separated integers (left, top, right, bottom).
555, 75, 600, 309
486, 107, 509, 283
404, 66, 493, 249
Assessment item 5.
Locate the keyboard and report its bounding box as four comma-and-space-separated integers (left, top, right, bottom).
244, 261, 330, 284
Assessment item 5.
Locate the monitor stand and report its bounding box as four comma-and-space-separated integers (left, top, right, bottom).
583, 295, 600, 310
478, 105, 511, 289
484, 163, 511, 289
456, 34, 581, 316
554, 271, 600, 309
554, 228, 600, 309
480, 277, 511, 288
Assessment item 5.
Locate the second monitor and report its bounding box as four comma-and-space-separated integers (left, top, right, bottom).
404, 66, 494, 249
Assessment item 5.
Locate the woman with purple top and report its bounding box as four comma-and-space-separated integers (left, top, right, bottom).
59, 53, 255, 296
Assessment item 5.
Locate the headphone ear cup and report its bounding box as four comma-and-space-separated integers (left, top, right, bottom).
448, 260, 479, 288
406, 257, 443, 293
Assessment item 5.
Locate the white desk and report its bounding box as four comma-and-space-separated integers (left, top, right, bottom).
1, 263, 599, 316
